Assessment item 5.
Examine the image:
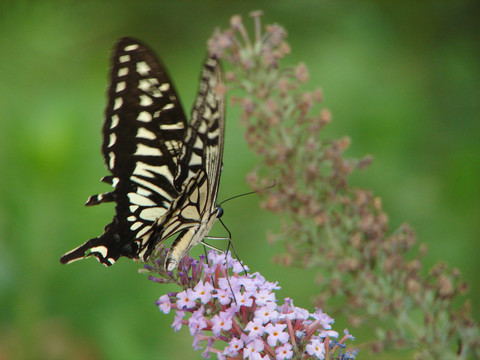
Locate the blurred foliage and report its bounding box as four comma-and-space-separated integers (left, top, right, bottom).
0, 1, 478, 359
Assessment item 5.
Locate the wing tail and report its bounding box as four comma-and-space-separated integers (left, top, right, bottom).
60, 226, 129, 266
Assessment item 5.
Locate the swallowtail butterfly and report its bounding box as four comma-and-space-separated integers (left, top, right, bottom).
60, 37, 225, 271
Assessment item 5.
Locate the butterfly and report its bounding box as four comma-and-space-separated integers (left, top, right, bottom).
60, 37, 225, 271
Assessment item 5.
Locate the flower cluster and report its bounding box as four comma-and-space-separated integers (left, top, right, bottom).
145, 247, 356, 359
204, 11, 480, 359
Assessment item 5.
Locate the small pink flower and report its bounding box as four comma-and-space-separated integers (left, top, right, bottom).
254, 289, 276, 306
188, 315, 207, 336
275, 343, 293, 360
218, 276, 241, 292
265, 323, 289, 347
211, 311, 233, 337
236, 291, 254, 308
156, 294, 171, 314
172, 311, 185, 332
225, 337, 244, 356
193, 280, 214, 304
255, 302, 279, 324
212, 288, 232, 306
176, 289, 196, 309
312, 309, 334, 329
232, 259, 248, 273
207, 251, 226, 266
306, 338, 325, 359
244, 338, 264, 358
244, 318, 265, 339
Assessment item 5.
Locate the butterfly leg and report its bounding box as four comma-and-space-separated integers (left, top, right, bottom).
200, 240, 224, 251
204, 236, 230, 240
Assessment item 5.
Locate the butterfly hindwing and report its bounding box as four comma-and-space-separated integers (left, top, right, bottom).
60, 37, 225, 268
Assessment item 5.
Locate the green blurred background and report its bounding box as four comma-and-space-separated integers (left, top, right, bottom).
0, 1, 478, 359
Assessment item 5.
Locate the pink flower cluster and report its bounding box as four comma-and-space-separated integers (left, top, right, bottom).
153, 251, 356, 359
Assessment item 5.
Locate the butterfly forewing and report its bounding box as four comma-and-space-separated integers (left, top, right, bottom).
61, 38, 186, 265
141, 56, 225, 268
60, 37, 225, 268
176, 56, 225, 193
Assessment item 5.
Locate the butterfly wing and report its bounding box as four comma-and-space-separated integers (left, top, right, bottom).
174, 56, 225, 194
60, 37, 187, 266
158, 56, 226, 270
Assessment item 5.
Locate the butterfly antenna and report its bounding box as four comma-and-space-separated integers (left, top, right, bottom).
218, 180, 276, 206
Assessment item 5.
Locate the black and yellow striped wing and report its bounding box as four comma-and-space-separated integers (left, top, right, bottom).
60, 37, 224, 269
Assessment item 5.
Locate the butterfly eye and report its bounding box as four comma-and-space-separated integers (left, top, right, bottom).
217, 206, 224, 218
